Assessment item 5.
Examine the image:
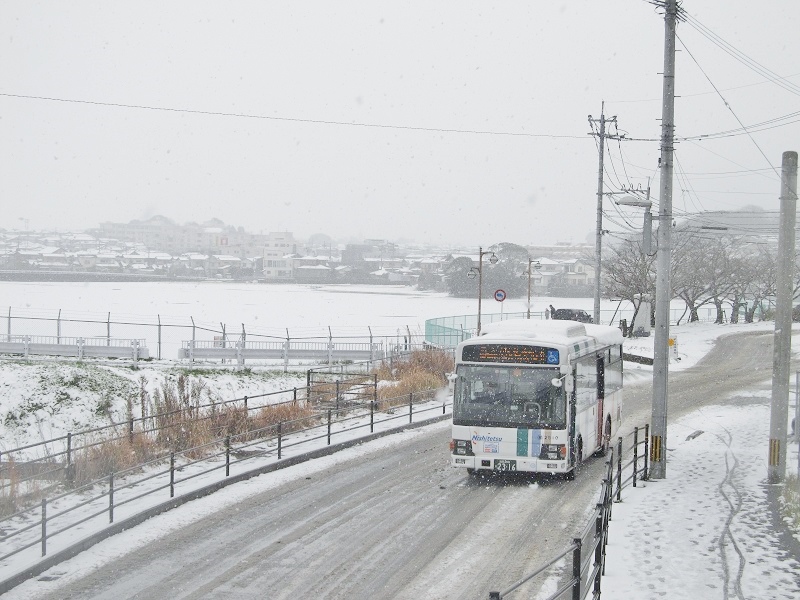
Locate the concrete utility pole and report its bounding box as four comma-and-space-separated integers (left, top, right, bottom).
768, 150, 798, 484
588, 103, 619, 325
650, 0, 678, 479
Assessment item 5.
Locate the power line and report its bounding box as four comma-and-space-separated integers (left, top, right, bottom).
680, 110, 800, 141
681, 13, 800, 98
0, 92, 587, 140
684, 139, 780, 182
674, 152, 707, 214
606, 71, 800, 104
677, 34, 779, 178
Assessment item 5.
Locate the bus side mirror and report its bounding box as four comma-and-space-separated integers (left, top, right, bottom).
551, 378, 562, 388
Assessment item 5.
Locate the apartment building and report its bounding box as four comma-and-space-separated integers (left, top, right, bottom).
263, 231, 296, 281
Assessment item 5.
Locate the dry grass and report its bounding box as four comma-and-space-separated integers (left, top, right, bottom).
250, 401, 319, 436
374, 348, 453, 408
307, 378, 375, 406
374, 348, 454, 382
1, 360, 450, 512
73, 433, 162, 483
0, 457, 22, 516
379, 371, 444, 401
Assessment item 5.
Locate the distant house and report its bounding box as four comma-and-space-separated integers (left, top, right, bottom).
209, 254, 242, 278
561, 258, 596, 287
295, 264, 333, 283
177, 253, 209, 277
96, 253, 122, 273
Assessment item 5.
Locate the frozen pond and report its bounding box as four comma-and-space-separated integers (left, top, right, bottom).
2, 281, 609, 358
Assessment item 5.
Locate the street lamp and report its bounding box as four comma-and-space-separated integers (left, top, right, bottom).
467, 246, 498, 335
616, 183, 653, 254
524, 258, 542, 319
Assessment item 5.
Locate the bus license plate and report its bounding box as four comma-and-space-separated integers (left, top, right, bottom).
494, 460, 517, 472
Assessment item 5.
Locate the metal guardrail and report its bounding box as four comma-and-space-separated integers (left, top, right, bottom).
1, 306, 425, 362
0, 335, 148, 360
0, 376, 376, 480
0, 386, 451, 593
0, 349, 438, 499
486, 424, 650, 600
178, 338, 396, 366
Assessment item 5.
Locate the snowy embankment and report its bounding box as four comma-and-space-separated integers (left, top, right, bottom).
0, 361, 308, 452
0, 319, 786, 454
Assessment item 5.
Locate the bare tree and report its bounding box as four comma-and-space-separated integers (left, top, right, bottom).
701, 235, 737, 323
743, 246, 777, 322
727, 241, 761, 324
670, 231, 717, 323
601, 238, 655, 335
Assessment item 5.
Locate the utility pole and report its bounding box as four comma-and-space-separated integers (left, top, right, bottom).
768, 150, 798, 484
588, 103, 620, 325
650, 0, 678, 479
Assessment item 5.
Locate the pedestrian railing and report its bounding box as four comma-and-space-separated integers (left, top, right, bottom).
0, 335, 148, 360
0, 376, 376, 500
486, 424, 650, 600
0, 385, 452, 594
178, 338, 395, 367
0, 305, 425, 363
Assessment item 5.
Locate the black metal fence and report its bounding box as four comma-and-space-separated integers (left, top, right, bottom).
0, 375, 384, 525
0, 382, 450, 593
486, 425, 650, 600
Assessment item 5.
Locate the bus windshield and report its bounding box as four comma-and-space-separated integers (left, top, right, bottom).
453, 365, 566, 429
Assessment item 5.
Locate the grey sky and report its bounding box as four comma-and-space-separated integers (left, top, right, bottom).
1, 1, 798, 247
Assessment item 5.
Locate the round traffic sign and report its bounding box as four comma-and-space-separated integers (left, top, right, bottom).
494, 289, 507, 302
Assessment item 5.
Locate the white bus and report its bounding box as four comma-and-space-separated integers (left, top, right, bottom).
450, 319, 623, 478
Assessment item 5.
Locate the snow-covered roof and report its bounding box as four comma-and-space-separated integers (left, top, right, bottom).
212, 255, 241, 262
473, 319, 623, 349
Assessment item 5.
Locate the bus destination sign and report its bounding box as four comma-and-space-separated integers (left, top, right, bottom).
461, 344, 559, 365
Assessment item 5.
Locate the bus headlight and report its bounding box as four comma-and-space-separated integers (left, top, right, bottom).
450, 439, 473, 455
539, 444, 566, 460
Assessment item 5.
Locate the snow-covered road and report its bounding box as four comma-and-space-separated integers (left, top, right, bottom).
6, 328, 795, 599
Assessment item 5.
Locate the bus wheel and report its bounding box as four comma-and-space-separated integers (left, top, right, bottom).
594, 417, 612, 457
466, 468, 476, 476
566, 439, 583, 480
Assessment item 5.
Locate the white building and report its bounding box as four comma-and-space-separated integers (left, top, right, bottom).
263, 232, 296, 281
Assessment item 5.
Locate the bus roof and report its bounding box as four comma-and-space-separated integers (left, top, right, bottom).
473, 319, 623, 349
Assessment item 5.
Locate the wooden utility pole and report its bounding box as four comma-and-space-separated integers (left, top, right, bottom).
650, 0, 677, 479
768, 150, 798, 483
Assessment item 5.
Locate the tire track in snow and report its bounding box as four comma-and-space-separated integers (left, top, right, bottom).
713, 425, 746, 600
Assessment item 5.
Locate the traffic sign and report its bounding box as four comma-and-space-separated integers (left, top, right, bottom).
494, 289, 507, 302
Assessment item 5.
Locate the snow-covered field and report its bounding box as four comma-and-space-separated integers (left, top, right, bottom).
2, 281, 799, 599
0, 281, 616, 451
